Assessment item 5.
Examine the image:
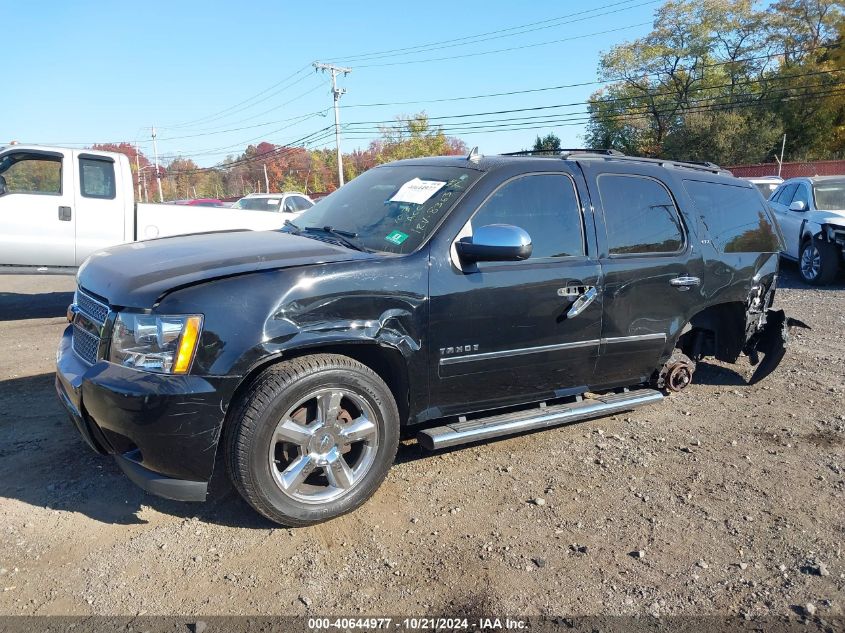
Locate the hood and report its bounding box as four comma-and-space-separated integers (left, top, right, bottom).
807, 209, 845, 226
77, 229, 374, 308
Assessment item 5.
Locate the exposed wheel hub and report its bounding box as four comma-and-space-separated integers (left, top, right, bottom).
666, 362, 693, 392
656, 352, 696, 393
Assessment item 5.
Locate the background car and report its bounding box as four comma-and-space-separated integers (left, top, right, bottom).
171, 198, 228, 207
741, 175, 783, 199
231, 192, 315, 215
768, 176, 845, 285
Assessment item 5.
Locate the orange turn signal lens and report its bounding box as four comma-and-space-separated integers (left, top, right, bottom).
172, 316, 203, 374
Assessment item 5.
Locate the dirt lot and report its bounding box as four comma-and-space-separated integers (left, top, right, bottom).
0, 268, 843, 620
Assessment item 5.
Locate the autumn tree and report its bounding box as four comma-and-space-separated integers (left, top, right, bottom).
369, 113, 467, 163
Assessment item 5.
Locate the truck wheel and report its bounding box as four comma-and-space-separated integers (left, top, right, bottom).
799, 238, 839, 286
225, 354, 399, 527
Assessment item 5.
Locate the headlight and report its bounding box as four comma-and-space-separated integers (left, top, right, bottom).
109, 313, 203, 374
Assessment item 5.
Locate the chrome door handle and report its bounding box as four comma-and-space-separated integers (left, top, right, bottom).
670, 276, 700, 290
58, 206, 72, 221
566, 286, 597, 319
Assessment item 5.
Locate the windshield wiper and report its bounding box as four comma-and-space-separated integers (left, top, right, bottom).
303, 225, 370, 252
283, 219, 302, 234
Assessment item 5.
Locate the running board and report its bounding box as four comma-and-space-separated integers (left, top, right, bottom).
416, 389, 663, 451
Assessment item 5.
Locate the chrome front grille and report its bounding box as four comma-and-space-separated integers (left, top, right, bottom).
71, 288, 110, 365
76, 289, 109, 325
72, 323, 100, 364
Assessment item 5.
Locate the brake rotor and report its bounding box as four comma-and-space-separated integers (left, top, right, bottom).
666, 361, 694, 392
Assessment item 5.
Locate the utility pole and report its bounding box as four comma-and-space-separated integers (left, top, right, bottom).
151, 126, 164, 202
134, 145, 141, 201
263, 163, 270, 193
313, 62, 351, 188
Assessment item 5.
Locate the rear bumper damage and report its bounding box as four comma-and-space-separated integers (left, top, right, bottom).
745, 308, 809, 385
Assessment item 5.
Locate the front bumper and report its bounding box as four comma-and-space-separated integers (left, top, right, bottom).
55, 325, 239, 502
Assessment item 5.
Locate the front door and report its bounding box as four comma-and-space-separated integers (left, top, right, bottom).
0, 150, 75, 266
770, 182, 802, 258
428, 171, 603, 418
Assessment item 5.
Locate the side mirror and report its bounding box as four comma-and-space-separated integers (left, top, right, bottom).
0, 175, 7, 196
456, 224, 532, 263
789, 200, 806, 212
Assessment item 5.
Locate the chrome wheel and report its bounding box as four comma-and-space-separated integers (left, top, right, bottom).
268, 387, 379, 504
800, 243, 821, 281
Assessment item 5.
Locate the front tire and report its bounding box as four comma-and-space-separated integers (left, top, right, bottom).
799, 238, 839, 286
225, 354, 399, 527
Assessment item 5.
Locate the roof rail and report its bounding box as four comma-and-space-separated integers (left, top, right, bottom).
498, 148, 727, 175
501, 148, 625, 157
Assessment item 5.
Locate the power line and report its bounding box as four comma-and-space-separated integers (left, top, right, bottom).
330, 0, 659, 63
163, 127, 338, 174
161, 64, 314, 129
340, 45, 836, 109
340, 85, 845, 137
158, 125, 336, 162
156, 82, 845, 175
353, 21, 653, 68
163, 79, 329, 133
341, 69, 845, 129
155, 111, 328, 143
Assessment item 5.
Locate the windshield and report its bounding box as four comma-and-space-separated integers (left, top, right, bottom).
289, 165, 481, 254
813, 182, 845, 210
232, 196, 282, 211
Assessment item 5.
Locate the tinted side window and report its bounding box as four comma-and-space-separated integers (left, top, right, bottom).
79, 158, 116, 199
684, 180, 782, 253
776, 183, 798, 205
1, 153, 62, 195
597, 174, 683, 255
471, 174, 584, 258
791, 183, 810, 207
293, 196, 313, 211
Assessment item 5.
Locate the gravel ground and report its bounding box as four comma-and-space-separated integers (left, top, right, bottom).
0, 266, 842, 620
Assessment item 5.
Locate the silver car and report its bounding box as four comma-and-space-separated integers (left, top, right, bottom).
768, 176, 845, 285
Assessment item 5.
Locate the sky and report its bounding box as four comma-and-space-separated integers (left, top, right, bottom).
2, 0, 662, 166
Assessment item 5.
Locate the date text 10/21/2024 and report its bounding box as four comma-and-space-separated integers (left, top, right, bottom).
307, 617, 528, 630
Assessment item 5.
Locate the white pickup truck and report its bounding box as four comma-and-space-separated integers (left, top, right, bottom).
0, 145, 300, 272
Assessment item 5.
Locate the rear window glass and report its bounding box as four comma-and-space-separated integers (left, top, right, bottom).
79, 158, 116, 199
597, 174, 684, 255
683, 180, 782, 253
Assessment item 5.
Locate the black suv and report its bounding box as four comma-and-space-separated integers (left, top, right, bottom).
56, 150, 797, 526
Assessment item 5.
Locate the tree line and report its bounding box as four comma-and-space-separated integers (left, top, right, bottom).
584, 0, 844, 165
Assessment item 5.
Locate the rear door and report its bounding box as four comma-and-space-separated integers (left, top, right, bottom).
582, 165, 703, 388
0, 149, 75, 266
428, 166, 603, 417
73, 152, 127, 264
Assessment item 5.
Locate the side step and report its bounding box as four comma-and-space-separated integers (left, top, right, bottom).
416, 389, 663, 451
